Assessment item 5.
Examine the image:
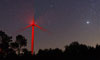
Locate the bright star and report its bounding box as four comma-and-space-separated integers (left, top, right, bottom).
86, 21, 90, 24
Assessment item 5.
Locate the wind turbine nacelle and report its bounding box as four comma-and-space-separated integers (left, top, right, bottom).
32, 24, 35, 26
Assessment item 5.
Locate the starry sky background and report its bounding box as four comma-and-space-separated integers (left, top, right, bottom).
0, 0, 100, 52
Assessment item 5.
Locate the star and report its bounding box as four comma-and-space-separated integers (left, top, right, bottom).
86, 21, 90, 24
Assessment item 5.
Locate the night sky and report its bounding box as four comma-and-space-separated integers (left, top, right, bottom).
0, 0, 100, 52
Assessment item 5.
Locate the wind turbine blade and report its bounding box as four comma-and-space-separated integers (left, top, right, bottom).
16, 25, 32, 33
34, 24, 48, 32
34, 24, 52, 34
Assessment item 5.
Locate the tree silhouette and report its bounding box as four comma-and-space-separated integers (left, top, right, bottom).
0, 31, 12, 57
16, 35, 27, 55
1, 30, 100, 59
22, 48, 32, 56
64, 41, 89, 59
37, 48, 63, 56
10, 42, 19, 49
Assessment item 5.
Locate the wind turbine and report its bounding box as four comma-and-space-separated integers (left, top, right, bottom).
17, 16, 48, 55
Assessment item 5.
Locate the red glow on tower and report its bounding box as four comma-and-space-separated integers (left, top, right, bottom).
31, 19, 35, 55
31, 25, 34, 54
16, 17, 48, 55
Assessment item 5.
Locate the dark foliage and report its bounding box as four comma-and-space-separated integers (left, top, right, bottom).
0, 31, 100, 60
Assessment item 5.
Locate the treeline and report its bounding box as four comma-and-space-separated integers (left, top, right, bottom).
0, 30, 100, 59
